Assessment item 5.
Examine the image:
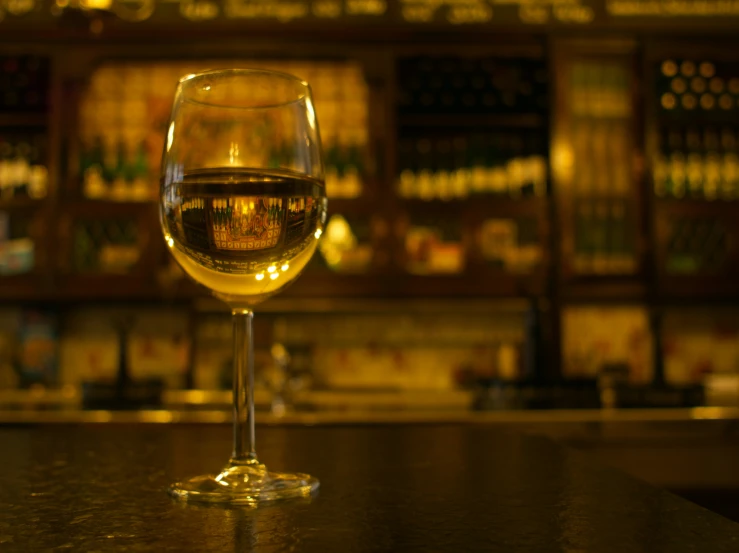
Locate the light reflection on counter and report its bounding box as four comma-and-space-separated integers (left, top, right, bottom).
2, 407, 739, 425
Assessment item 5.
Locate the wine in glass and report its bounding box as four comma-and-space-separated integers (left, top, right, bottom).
160, 69, 326, 503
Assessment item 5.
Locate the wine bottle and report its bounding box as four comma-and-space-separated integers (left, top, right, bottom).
452, 136, 470, 198
685, 127, 704, 198
434, 139, 452, 200
720, 127, 738, 200
397, 138, 416, 199
668, 128, 687, 198
0, 140, 12, 199
416, 138, 434, 200
111, 139, 128, 201
131, 140, 150, 201
14, 142, 31, 197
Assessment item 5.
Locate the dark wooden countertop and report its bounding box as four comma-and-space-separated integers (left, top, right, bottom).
1, 424, 738, 552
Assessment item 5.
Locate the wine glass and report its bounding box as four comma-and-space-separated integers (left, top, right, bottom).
159, 69, 326, 504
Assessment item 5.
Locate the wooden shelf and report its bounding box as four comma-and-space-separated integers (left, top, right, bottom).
0, 113, 47, 127
397, 113, 545, 129
399, 196, 546, 217
0, 197, 47, 210
325, 197, 377, 216
286, 269, 546, 299
60, 199, 158, 217
0, 273, 54, 301
53, 275, 164, 301
654, 198, 739, 217
560, 277, 648, 303
655, 275, 739, 301
656, 111, 739, 126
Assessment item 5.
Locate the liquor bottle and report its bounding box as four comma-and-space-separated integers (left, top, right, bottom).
84, 137, 106, 199
667, 128, 687, 198
14, 142, 31, 197
685, 127, 704, 198
340, 129, 363, 199
131, 140, 150, 201
653, 128, 669, 197
452, 136, 470, 198
397, 138, 416, 198
703, 127, 721, 200
720, 127, 738, 199
0, 140, 12, 199
416, 138, 434, 200
467, 135, 486, 197
574, 199, 593, 273
434, 139, 453, 200
506, 134, 525, 198
111, 139, 128, 201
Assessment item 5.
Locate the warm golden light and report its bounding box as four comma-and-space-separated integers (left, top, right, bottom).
305, 97, 316, 130
167, 122, 175, 152
229, 142, 240, 164
255, 273, 265, 281
267, 265, 276, 273
281, 263, 289, 272
81, 0, 112, 9
314, 229, 322, 239
270, 272, 279, 280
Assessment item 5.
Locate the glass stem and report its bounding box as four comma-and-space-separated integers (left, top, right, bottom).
231, 308, 258, 466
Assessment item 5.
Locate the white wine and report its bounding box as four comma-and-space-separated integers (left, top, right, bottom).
161, 168, 327, 306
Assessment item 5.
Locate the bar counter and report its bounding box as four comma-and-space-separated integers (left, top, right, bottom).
1, 405, 738, 424
2, 424, 738, 552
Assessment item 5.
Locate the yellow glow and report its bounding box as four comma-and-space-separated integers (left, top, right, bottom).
281, 263, 289, 272
255, 273, 265, 281
314, 228, 322, 239
82, 0, 112, 9
166, 237, 174, 248
551, 140, 574, 185
325, 214, 353, 244
267, 265, 276, 273
229, 142, 240, 164
305, 98, 316, 130
270, 272, 279, 280
166, 122, 175, 152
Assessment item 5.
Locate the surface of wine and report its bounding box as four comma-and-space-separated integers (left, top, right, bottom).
161, 168, 326, 306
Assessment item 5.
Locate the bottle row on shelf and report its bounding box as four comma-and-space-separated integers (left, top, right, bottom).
570, 62, 631, 119
397, 57, 548, 115
0, 134, 49, 200
73, 218, 140, 273
405, 214, 542, 275
79, 61, 371, 201
0, 212, 33, 276
665, 216, 728, 274
658, 59, 739, 114
323, 129, 366, 199
80, 137, 152, 201
570, 120, 632, 196
0, 56, 49, 114
396, 132, 547, 200
572, 198, 636, 275
653, 126, 739, 200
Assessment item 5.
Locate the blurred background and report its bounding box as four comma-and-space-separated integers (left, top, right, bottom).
2, 0, 739, 518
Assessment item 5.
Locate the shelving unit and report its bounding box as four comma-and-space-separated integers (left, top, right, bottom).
0, 25, 737, 387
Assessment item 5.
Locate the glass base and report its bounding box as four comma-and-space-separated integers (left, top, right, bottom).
169, 462, 319, 505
